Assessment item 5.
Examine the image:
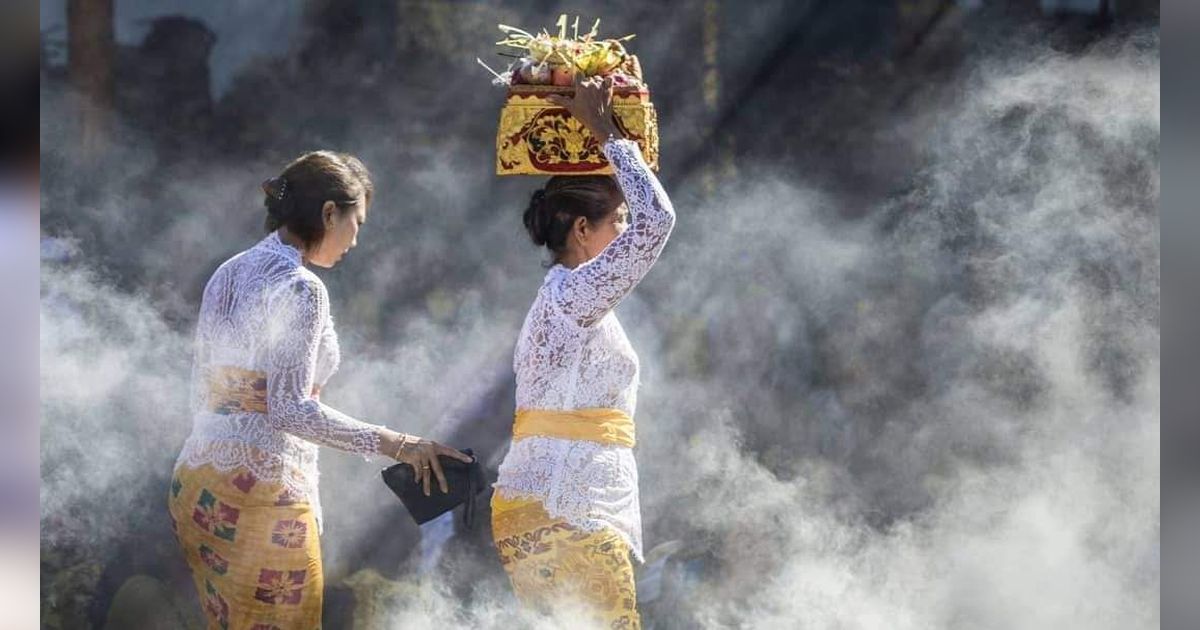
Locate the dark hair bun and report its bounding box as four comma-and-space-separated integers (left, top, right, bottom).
523, 188, 549, 247
521, 176, 623, 256
262, 176, 288, 201
262, 177, 288, 221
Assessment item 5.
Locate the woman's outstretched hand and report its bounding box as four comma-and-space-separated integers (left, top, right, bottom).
381, 432, 473, 497
545, 74, 624, 144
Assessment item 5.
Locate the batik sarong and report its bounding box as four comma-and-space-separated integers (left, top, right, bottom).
168, 463, 322, 630
168, 367, 323, 630
492, 407, 640, 629
492, 492, 639, 629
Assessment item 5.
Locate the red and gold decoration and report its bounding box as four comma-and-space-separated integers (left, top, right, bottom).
481, 15, 660, 176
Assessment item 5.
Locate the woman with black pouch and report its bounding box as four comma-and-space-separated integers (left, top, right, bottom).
168, 151, 470, 629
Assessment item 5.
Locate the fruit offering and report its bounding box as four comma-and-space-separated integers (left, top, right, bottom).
478, 15, 644, 88
486, 15, 659, 176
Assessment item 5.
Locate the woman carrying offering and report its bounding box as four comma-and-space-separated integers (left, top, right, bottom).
492, 75, 676, 629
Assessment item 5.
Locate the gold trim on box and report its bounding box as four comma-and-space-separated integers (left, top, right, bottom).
496, 86, 659, 176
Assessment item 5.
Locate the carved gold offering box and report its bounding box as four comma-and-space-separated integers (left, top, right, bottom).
496, 85, 659, 176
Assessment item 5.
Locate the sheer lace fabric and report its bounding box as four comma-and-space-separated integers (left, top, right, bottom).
175, 231, 383, 529
495, 139, 676, 560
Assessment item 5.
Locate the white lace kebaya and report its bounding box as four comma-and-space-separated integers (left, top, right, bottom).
494, 139, 676, 561
174, 231, 385, 530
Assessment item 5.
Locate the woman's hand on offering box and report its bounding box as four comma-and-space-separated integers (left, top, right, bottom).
545, 74, 623, 143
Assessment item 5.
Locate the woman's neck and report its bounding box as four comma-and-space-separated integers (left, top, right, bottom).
277, 228, 309, 262
558, 245, 591, 269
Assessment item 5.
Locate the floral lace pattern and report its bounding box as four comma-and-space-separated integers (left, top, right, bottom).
496, 139, 676, 560
175, 231, 383, 529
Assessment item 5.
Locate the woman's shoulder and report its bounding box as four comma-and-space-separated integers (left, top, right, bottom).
541, 263, 569, 283
278, 266, 327, 301
210, 244, 317, 282
201, 248, 248, 297
537, 264, 571, 298
259, 270, 329, 327
533, 266, 597, 328
210, 234, 283, 275
228, 246, 322, 301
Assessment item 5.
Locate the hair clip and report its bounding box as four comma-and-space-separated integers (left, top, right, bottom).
262, 177, 288, 201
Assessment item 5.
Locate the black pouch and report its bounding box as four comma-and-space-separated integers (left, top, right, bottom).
381, 448, 487, 528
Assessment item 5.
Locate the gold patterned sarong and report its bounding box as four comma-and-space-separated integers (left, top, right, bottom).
492, 493, 639, 629
168, 368, 323, 629
168, 464, 322, 630
493, 407, 640, 628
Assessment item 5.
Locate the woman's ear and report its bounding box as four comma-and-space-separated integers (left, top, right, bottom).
573, 215, 589, 242
321, 201, 337, 227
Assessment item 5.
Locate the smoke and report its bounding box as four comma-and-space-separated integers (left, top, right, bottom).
620, 31, 1159, 629
40, 11, 1157, 630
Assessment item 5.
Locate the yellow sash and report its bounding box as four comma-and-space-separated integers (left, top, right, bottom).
207, 367, 269, 414
513, 408, 635, 448
206, 366, 324, 415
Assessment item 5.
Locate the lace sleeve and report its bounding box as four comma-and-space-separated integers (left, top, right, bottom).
265, 275, 382, 456
553, 139, 676, 326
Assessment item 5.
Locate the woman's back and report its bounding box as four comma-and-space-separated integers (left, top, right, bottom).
194, 233, 336, 383
178, 232, 344, 516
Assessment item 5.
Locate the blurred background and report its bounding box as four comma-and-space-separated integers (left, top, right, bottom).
1, 1, 40, 629
39, 1, 1159, 628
